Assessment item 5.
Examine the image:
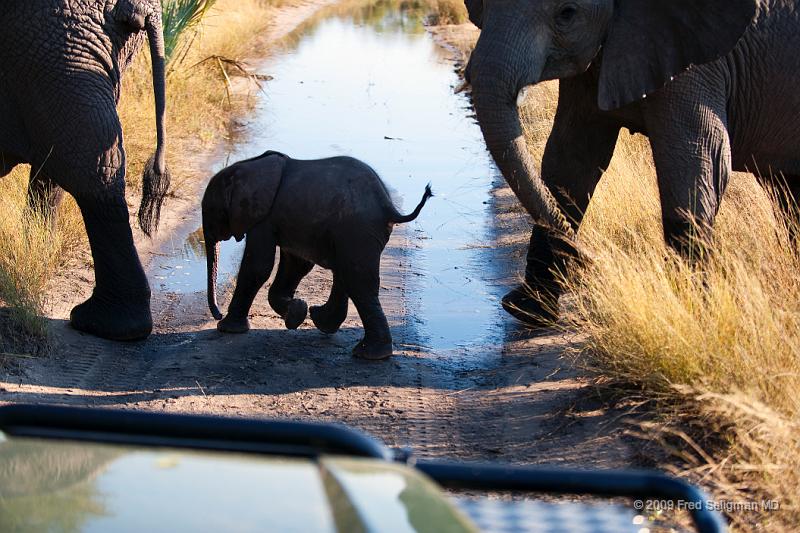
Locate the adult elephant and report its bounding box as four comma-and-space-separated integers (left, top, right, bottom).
0, 0, 170, 340
463, 0, 800, 325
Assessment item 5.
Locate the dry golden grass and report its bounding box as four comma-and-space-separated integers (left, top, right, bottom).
0, 0, 280, 347
0, 170, 84, 346
424, 0, 468, 25
519, 83, 800, 531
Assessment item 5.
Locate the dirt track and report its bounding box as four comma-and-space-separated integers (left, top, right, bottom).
0, 4, 638, 468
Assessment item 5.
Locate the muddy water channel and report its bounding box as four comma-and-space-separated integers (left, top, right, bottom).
150, 3, 504, 352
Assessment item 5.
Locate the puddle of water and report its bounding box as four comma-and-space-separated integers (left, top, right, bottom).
149, 3, 502, 350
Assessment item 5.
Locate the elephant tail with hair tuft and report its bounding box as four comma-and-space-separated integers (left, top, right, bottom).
138, 7, 171, 238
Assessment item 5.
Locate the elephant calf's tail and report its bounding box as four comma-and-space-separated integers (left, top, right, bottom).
391, 184, 433, 224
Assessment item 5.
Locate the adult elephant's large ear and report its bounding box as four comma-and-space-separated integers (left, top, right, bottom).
464, 0, 483, 28
228, 154, 286, 241
597, 0, 756, 111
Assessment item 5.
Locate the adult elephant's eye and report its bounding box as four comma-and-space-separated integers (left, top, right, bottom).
556, 4, 578, 27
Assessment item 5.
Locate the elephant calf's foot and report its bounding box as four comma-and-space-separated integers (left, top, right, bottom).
70, 294, 152, 341
218, 315, 250, 334
310, 305, 345, 334
284, 299, 308, 330
352, 337, 393, 361
501, 286, 558, 328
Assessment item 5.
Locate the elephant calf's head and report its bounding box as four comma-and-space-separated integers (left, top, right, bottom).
202, 152, 286, 320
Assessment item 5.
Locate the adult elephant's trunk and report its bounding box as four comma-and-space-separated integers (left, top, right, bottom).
206, 236, 223, 320
138, 10, 171, 238
467, 43, 575, 241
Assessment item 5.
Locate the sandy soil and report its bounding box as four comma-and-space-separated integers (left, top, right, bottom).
0, 15, 643, 469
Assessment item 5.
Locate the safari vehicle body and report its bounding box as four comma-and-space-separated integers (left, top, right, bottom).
0, 405, 726, 532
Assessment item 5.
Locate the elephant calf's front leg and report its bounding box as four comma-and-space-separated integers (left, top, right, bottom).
218, 225, 277, 334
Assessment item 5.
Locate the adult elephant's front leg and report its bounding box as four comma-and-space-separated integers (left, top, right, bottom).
503, 77, 620, 326
70, 192, 152, 341
645, 71, 731, 255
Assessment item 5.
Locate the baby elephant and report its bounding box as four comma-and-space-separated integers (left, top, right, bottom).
203, 150, 432, 360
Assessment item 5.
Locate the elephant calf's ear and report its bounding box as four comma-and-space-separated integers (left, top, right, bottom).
597, 0, 757, 111
228, 155, 286, 240
464, 0, 483, 28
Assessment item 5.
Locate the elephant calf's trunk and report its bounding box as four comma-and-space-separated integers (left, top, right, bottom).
206, 238, 223, 320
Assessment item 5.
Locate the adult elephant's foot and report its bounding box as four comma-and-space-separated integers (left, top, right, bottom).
501, 285, 558, 327
310, 305, 345, 334
218, 315, 250, 334
70, 293, 152, 341
284, 299, 308, 330
352, 337, 393, 361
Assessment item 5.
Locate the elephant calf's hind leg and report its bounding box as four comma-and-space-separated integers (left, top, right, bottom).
338, 247, 392, 360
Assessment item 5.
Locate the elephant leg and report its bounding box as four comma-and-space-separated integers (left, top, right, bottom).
27, 170, 64, 223
644, 72, 731, 256
218, 222, 276, 334
336, 235, 392, 360
267, 250, 314, 330
504, 77, 620, 326
310, 272, 349, 334
70, 192, 152, 341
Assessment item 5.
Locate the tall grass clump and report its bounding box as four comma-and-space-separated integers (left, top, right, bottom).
0, 168, 84, 347
519, 85, 799, 530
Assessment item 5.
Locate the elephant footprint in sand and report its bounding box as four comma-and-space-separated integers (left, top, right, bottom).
203, 151, 433, 361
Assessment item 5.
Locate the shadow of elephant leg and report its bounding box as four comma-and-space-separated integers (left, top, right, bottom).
267, 250, 313, 330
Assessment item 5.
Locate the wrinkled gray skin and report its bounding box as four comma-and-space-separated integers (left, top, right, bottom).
203, 151, 432, 360
464, 0, 800, 325
0, 0, 170, 340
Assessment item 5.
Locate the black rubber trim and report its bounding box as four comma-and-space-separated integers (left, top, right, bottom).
415, 460, 726, 533
0, 404, 392, 461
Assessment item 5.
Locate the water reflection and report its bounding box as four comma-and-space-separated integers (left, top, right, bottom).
0, 440, 115, 532
0, 438, 336, 532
